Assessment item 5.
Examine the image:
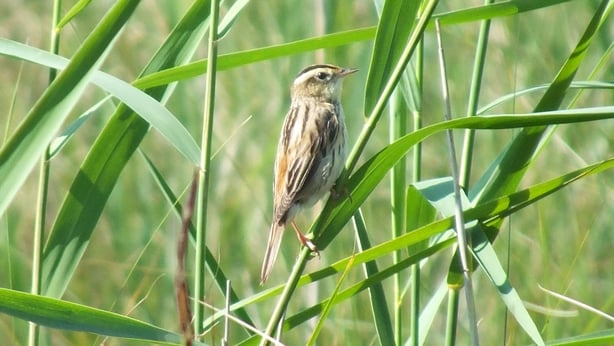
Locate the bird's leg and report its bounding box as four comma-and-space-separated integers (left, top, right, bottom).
291, 220, 319, 256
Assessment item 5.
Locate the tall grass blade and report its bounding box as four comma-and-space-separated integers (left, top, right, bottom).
471, 229, 544, 344
0, 288, 197, 345
41, 0, 210, 298
281, 240, 456, 334
472, 0, 613, 204
545, 329, 614, 346
434, 0, 575, 26
364, 0, 419, 116
445, 5, 614, 331
316, 108, 614, 249
56, 0, 92, 30
0, 0, 139, 218
133, 0, 575, 91
207, 155, 614, 339
306, 253, 354, 346
0, 40, 201, 164
353, 209, 394, 346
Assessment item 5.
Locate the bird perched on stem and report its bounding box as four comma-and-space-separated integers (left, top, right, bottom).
260, 64, 357, 284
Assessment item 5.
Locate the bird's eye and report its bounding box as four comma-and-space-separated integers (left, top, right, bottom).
315, 72, 330, 81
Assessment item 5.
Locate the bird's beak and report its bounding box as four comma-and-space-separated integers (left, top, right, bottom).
340, 67, 359, 77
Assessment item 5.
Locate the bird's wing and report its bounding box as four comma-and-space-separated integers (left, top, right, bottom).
272, 105, 338, 224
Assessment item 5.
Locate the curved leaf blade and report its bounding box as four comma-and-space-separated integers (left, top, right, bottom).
316, 109, 614, 248
0, 0, 140, 218
473, 0, 614, 204
0, 288, 188, 345
41, 0, 210, 298
0, 38, 201, 165
364, 0, 420, 116
133, 0, 576, 91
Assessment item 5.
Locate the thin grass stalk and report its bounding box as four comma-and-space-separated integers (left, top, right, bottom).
223, 280, 230, 346
261, 249, 310, 345
306, 246, 354, 346
194, 0, 219, 337
503, 219, 512, 343
410, 247, 420, 346
454, 1, 494, 342
410, 38, 424, 346
390, 87, 407, 346
445, 289, 459, 346
435, 19, 478, 345
2, 63, 23, 302
459, 0, 493, 189
29, 150, 49, 346
29, 2, 62, 344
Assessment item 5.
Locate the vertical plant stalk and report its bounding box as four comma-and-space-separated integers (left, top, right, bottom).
3, 65, 23, 298
409, 225, 420, 346
445, 289, 460, 346
223, 280, 231, 346
390, 89, 406, 346
194, 0, 220, 337
261, 249, 310, 344
455, 0, 493, 342
410, 38, 424, 346
30, 138, 49, 346
456, 6, 493, 326
29, 1, 62, 345
306, 247, 354, 346
435, 20, 479, 346
459, 0, 493, 189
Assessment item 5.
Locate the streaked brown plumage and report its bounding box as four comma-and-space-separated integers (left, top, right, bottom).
260, 64, 357, 284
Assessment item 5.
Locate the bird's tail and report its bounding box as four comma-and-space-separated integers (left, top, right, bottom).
260, 222, 284, 284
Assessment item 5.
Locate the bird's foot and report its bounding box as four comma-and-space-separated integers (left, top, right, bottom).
291, 221, 320, 257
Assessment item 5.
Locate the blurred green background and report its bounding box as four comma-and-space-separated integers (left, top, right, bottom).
1, 0, 613, 344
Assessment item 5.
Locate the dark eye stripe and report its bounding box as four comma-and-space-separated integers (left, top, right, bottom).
296, 64, 337, 78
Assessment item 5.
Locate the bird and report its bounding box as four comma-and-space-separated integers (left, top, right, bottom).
260, 64, 357, 284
